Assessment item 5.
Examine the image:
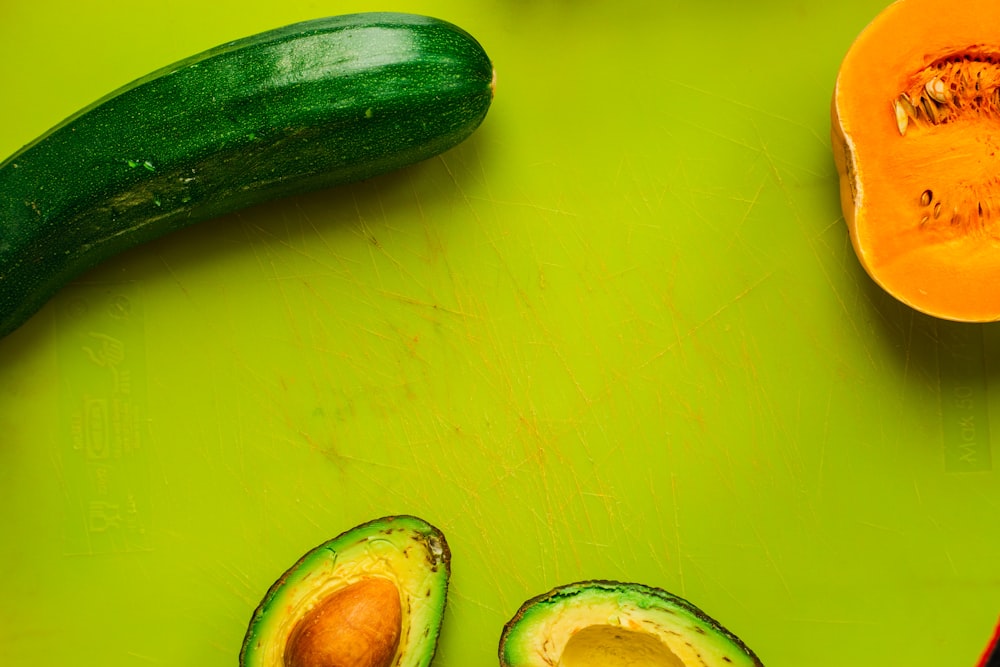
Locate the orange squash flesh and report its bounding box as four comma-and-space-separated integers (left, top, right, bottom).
832, 0, 1000, 322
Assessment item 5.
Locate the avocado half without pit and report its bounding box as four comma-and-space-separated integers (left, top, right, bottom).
499, 580, 763, 667
239, 515, 450, 667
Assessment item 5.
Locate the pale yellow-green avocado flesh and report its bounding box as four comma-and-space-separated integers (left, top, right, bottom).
560, 624, 685, 666
239, 515, 450, 667
499, 581, 762, 667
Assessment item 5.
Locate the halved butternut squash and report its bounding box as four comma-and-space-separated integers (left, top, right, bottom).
832, 0, 1000, 321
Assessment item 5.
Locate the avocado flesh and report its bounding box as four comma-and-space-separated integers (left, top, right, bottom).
499, 581, 763, 667
240, 515, 450, 667
560, 624, 685, 666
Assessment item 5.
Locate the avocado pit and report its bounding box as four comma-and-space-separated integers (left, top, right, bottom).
285, 577, 401, 667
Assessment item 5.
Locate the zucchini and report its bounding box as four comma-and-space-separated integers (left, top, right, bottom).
0, 12, 494, 339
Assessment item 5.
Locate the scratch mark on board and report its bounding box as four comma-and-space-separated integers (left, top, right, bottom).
671, 473, 685, 596
662, 76, 831, 151
639, 271, 775, 371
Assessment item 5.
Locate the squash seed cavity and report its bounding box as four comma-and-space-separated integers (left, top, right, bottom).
915, 186, 1000, 234
892, 50, 1000, 135
896, 50, 1000, 235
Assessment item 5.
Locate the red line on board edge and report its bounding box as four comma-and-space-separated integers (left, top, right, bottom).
978, 617, 1000, 667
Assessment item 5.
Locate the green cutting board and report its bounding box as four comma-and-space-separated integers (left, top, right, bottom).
1, 0, 997, 665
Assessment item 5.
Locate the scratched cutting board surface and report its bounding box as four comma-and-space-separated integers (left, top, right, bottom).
1, 0, 998, 665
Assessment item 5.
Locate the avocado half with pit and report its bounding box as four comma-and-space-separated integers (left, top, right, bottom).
499, 580, 763, 667
239, 515, 450, 667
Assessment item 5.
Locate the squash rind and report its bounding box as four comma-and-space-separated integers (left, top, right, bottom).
832, 0, 1000, 321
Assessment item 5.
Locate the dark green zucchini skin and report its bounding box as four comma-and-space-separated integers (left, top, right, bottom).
0, 12, 493, 339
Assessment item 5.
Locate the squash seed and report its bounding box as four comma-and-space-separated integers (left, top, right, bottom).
920, 189, 933, 206
934, 201, 943, 219
899, 93, 919, 117
925, 77, 949, 103
921, 95, 940, 123
893, 100, 909, 135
